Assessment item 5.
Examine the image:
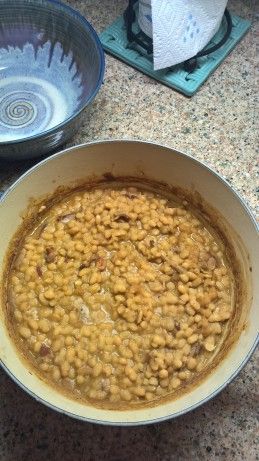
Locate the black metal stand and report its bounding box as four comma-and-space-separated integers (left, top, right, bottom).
124, 0, 232, 71
124, 0, 153, 54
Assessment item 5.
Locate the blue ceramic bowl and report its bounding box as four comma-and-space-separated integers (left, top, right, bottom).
0, 0, 104, 160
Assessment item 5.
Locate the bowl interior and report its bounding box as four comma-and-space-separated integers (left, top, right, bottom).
0, 0, 104, 142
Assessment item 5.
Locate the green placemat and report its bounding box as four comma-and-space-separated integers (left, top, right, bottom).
100, 12, 251, 96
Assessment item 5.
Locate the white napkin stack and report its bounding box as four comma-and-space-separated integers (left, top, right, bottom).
138, 0, 228, 70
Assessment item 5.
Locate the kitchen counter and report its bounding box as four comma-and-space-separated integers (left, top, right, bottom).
0, 1, 258, 460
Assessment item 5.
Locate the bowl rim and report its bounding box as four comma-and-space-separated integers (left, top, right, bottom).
0, 336, 258, 426
0, 139, 258, 426
0, 0, 105, 146
1, 139, 259, 236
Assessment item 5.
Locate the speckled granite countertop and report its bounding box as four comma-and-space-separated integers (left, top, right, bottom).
0, 1, 258, 460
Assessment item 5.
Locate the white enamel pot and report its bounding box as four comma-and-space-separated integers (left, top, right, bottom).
0, 140, 258, 425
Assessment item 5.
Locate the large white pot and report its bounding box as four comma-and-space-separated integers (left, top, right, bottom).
0, 140, 258, 425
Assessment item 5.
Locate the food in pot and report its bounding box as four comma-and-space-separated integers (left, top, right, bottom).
5, 183, 234, 408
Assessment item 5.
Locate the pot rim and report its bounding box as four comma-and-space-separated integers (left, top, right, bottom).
1, 139, 259, 237
1, 139, 258, 426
